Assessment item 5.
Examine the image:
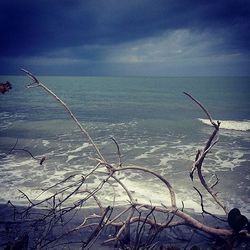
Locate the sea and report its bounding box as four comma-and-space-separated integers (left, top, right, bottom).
0, 75, 250, 216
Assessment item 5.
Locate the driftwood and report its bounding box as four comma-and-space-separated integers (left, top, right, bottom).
1, 69, 249, 249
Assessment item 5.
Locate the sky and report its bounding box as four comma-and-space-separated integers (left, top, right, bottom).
0, 0, 249, 76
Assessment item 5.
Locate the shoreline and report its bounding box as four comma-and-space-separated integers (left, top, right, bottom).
0, 201, 238, 249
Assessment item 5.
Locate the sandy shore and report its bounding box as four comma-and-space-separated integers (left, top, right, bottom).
0, 202, 248, 249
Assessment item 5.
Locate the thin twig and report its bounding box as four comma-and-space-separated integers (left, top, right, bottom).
8, 71, 245, 248
183, 92, 217, 127
114, 166, 176, 207
18, 189, 34, 205
0, 138, 19, 159
22, 68, 105, 162
110, 136, 122, 167
193, 186, 226, 222
209, 174, 220, 189
82, 206, 112, 248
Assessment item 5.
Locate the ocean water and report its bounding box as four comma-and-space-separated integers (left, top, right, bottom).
0, 75, 250, 216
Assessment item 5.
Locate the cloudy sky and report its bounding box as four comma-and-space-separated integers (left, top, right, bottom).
0, 0, 249, 76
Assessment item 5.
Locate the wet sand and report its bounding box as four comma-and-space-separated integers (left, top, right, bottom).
1, 202, 242, 249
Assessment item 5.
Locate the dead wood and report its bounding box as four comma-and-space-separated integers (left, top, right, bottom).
1, 70, 248, 249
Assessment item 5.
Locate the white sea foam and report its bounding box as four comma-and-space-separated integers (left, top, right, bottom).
159, 156, 170, 166
0, 129, 248, 214
67, 143, 90, 153
66, 155, 79, 162
199, 118, 250, 131
134, 144, 166, 160
42, 140, 50, 146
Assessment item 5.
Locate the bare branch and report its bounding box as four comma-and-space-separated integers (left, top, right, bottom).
193, 186, 226, 222
110, 136, 122, 167
22, 68, 105, 163
184, 92, 227, 214
0, 138, 18, 159
7, 70, 245, 249
18, 189, 34, 205
114, 165, 176, 207
82, 206, 112, 249
209, 174, 220, 189
183, 92, 217, 127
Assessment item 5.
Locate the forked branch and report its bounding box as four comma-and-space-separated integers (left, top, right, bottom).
184, 92, 227, 214
7, 70, 247, 249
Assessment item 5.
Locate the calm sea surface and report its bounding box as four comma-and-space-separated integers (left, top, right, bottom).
0, 75, 250, 215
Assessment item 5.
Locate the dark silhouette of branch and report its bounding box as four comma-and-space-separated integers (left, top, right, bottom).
0, 138, 18, 159
193, 186, 226, 222
110, 136, 122, 167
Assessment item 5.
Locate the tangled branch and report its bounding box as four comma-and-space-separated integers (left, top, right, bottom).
1, 70, 249, 249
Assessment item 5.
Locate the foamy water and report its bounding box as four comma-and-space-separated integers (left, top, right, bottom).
0, 120, 249, 216
199, 118, 250, 131
0, 75, 249, 217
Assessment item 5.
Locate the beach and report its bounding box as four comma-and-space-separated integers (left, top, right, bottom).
0, 75, 250, 248
0, 202, 238, 249
0, 76, 250, 214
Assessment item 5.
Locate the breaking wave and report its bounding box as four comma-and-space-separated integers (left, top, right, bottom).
199, 118, 250, 131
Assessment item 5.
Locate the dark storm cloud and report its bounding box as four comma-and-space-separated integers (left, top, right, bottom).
1, 0, 249, 56
0, 0, 249, 75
